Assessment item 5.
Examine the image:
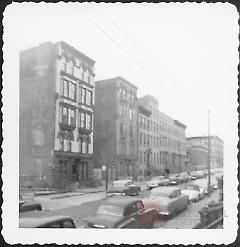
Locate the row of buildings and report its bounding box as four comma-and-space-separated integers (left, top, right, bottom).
19, 41, 224, 189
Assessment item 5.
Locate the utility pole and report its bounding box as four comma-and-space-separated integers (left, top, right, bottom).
178, 139, 181, 173
105, 124, 109, 192
207, 110, 211, 197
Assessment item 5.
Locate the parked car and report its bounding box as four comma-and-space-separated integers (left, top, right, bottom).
190, 171, 205, 179
143, 186, 189, 217
19, 215, 76, 228
177, 172, 191, 183
107, 180, 141, 197
84, 196, 158, 228
146, 176, 169, 189
19, 194, 43, 213
168, 174, 179, 185
181, 184, 205, 202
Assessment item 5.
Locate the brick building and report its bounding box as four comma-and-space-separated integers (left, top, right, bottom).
20, 41, 95, 189
94, 77, 138, 180
137, 95, 187, 176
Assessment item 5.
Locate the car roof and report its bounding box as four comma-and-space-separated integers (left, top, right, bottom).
19, 215, 73, 228
102, 196, 141, 207
151, 186, 179, 193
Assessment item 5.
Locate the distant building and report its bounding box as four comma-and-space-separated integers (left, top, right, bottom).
94, 77, 138, 180
20, 41, 95, 189
186, 136, 224, 170
186, 140, 208, 171
137, 95, 187, 176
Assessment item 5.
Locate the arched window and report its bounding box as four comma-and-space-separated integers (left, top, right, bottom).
79, 66, 84, 80
60, 56, 66, 72
67, 60, 74, 74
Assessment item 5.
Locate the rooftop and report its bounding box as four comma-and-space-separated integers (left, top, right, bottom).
96, 76, 137, 90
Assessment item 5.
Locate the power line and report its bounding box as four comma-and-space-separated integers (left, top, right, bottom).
109, 19, 207, 114
109, 19, 182, 92
89, 19, 205, 115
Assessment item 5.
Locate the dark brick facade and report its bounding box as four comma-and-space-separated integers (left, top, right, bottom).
19, 43, 57, 187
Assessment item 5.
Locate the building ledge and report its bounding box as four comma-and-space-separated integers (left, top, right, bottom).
53, 150, 93, 159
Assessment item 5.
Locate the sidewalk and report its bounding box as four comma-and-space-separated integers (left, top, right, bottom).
21, 185, 105, 199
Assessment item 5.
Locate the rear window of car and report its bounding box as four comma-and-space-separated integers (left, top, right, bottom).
62, 220, 75, 228
96, 205, 124, 216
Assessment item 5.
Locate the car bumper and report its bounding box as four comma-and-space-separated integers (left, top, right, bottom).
159, 211, 170, 216
106, 192, 125, 197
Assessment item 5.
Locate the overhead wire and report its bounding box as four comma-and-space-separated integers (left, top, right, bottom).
109, 19, 208, 115
89, 18, 207, 117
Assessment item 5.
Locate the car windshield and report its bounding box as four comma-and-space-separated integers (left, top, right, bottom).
113, 181, 126, 187
150, 190, 171, 197
151, 177, 162, 181
96, 205, 124, 216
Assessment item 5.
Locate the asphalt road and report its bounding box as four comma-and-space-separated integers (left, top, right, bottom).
20, 175, 222, 228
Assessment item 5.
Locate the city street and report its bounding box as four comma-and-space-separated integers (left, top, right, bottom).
20, 175, 221, 228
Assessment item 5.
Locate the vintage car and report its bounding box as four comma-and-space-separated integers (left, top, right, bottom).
168, 174, 179, 185
19, 215, 76, 228
146, 176, 170, 190
106, 180, 141, 197
190, 171, 205, 179
177, 172, 191, 183
143, 186, 189, 217
118, 176, 134, 183
19, 194, 43, 213
84, 196, 158, 228
181, 184, 205, 202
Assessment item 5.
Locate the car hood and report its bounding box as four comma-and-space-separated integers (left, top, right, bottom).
86, 214, 124, 228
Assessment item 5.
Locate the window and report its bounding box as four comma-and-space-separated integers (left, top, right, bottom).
86, 90, 92, 105
79, 137, 83, 153
129, 108, 133, 119
66, 61, 74, 74
69, 82, 76, 101
129, 125, 133, 137
81, 87, 86, 104
125, 203, 138, 216
86, 114, 92, 130
63, 79, 68, 98
62, 106, 68, 124
140, 132, 142, 145
69, 109, 75, 126
62, 220, 75, 228
80, 112, 85, 128
67, 139, 72, 152
120, 122, 124, 136
120, 104, 123, 116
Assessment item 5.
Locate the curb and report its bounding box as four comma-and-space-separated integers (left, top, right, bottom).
51, 190, 105, 199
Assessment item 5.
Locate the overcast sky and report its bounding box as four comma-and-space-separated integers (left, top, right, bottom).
4, 2, 239, 160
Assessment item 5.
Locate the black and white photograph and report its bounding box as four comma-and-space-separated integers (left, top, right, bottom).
2, 2, 239, 245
